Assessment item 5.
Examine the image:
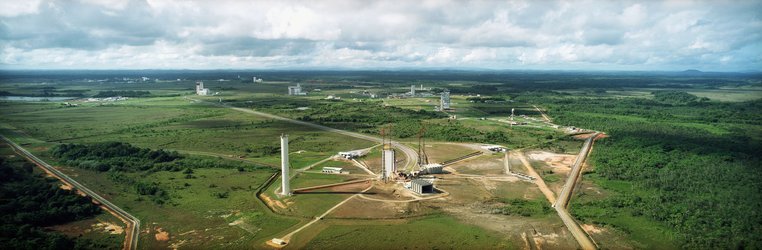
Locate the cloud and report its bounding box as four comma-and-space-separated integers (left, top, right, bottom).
0, 0, 42, 17
0, 0, 760, 71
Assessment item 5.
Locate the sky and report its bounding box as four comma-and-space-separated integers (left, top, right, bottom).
0, 0, 761, 71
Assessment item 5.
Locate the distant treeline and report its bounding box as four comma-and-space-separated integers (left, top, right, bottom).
92, 90, 150, 97
0, 156, 108, 249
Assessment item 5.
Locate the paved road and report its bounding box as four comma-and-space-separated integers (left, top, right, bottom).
1, 135, 140, 250
554, 133, 598, 209
194, 98, 419, 172
553, 133, 600, 250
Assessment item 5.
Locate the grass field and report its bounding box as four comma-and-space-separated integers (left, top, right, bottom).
304, 214, 515, 249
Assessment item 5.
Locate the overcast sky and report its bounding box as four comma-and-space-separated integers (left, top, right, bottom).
1, 0, 760, 71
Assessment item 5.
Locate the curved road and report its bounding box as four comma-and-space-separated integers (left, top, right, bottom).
1, 135, 140, 250
194, 98, 419, 171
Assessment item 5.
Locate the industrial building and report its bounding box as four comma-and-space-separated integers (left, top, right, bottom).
252, 77, 263, 83
482, 145, 507, 152
420, 163, 444, 174
410, 85, 416, 96
195, 81, 210, 95
408, 179, 434, 194
280, 134, 291, 196
440, 90, 451, 110
338, 150, 366, 159
288, 83, 307, 95
321, 167, 345, 174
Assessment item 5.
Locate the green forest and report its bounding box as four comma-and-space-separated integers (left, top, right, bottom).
0, 155, 106, 249
525, 91, 762, 248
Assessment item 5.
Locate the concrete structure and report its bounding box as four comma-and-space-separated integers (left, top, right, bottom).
288, 83, 306, 95
338, 150, 366, 159
440, 90, 450, 110
321, 167, 345, 174
195, 81, 210, 96
410, 85, 416, 96
280, 134, 291, 196
382, 148, 395, 180
253, 77, 263, 83
421, 163, 443, 174
409, 179, 434, 194
482, 145, 507, 152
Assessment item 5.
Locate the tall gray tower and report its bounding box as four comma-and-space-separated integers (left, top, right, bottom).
280, 134, 291, 196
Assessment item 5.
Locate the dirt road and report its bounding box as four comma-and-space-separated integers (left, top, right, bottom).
513, 151, 556, 205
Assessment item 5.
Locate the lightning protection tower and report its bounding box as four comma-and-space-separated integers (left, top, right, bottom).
418, 125, 429, 166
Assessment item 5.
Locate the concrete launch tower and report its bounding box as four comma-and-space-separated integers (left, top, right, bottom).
382, 146, 395, 181
280, 134, 291, 196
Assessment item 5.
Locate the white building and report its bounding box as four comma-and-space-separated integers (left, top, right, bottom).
421, 163, 444, 174
322, 167, 346, 174
440, 90, 450, 110
253, 77, 263, 83
481, 145, 507, 152
288, 83, 306, 95
409, 179, 434, 194
196, 81, 210, 96
410, 85, 416, 96
338, 150, 365, 159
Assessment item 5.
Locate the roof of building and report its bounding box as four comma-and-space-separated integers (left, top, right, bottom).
411, 179, 432, 186
323, 167, 343, 171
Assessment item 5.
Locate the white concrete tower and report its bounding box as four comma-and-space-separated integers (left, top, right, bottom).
280, 134, 291, 196
382, 148, 395, 181
410, 85, 416, 96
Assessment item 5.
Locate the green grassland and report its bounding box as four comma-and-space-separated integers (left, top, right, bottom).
305, 214, 515, 249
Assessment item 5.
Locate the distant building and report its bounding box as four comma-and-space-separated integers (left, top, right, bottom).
322, 167, 345, 174
288, 83, 306, 95
440, 90, 450, 110
410, 85, 416, 96
196, 81, 210, 95
409, 179, 434, 194
338, 150, 365, 159
253, 77, 263, 83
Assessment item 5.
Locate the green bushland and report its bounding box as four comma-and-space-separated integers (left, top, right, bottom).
490, 198, 553, 217
231, 97, 568, 149
652, 90, 709, 105
50, 141, 268, 204
232, 97, 447, 131
0, 154, 112, 250
528, 91, 762, 248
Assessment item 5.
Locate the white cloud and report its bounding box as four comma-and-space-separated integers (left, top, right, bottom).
0, 0, 41, 17
0, 0, 760, 71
